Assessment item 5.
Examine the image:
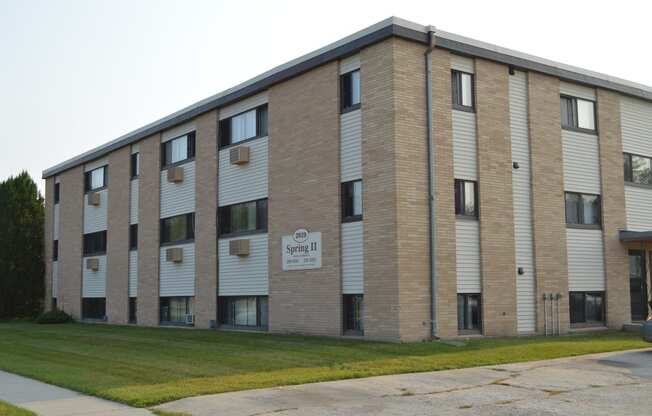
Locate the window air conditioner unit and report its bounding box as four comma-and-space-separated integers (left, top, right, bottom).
166, 247, 183, 263
167, 166, 184, 183
230, 146, 250, 165
185, 314, 195, 325
86, 258, 99, 271
88, 192, 101, 206
229, 239, 250, 256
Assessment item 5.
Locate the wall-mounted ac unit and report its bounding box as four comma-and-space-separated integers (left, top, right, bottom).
86, 258, 99, 271
229, 239, 250, 256
88, 192, 101, 206
166, 247, 183, 263
230, 146, 250, 165
185, 314, 195, 325
167, 166, 184, 183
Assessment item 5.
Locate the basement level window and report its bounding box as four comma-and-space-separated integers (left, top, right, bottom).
452, 70, 474, 111
160, 296, 194, 325
218, 296, 268, 329
343, 294, 364, 335
129, 298, 137, 324
569, 292, 604, 325
560, 95, 596, 132
457, 293, 482, 333
82, 298, 106, 320
565, 192, 601, 227
340, 69, 360, 113
624, 152, 652, 186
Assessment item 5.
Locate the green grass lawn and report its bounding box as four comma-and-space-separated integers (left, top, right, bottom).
0, 400, 35, 416
0, 322, 647, 407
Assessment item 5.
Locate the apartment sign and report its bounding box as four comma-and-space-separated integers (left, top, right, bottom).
282, 228, 322, 271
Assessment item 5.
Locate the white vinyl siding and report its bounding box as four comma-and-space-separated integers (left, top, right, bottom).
509, 70, 536, 333
83, 189, 108, 234
625, 185, 652, 231
339, 54, 360, 74
456, 219, 481, 293
450, 55, 474, 74
342, 221, 363, 294
562, 130, 601, 194
159, 243, 195, 297
219, 92, 268, 120
160, 161, 196, 218
218, 137, 268, 206
128, 250, 138, 297
340, 109, 362, 182
53, 204, 60, 240
52, 261, 59, 299
218, 234, 268, 296
129, 178, 139, 225
621, 96, 652, 157
84, 157, 108, 173
566, 228, 605, 291
161, 122, 195, 143
560, 81, 596, 101
82, 255, 107, 298
452, 111, 478, 180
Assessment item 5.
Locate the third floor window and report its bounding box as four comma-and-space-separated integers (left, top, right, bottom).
561, 95, 596, 132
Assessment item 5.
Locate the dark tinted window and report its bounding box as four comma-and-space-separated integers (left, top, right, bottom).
340, 70, 361, 112
82, 298, 106, 320
455, 179, 478, 217
130, 153, 139, 178
218, 199, 267, 236
84, 166, 107, 192
54, 183, 60, 204
129, 224, 138, 250
129, 298, 137, 323
161, 132, 195, 168
565, 192, 601, 226
341, 180, 363, 222
218, 296, 268, 328
160, 213, 194, 244
52, 240, 59, 261
457, 294, 482, 331
83, 231, 107, 256
570, 292, 604, 324
343, 294, 364, 334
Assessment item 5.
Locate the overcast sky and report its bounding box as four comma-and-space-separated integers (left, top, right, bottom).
2, 0, 650, 193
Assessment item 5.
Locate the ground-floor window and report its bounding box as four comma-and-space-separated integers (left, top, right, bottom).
343, 294, 364, 335
160, 296, 194, 325
82, 298, 106, 320
52, 298, 57, 310
218, 296, 268, 329
129, 297, 137, 324
570, 292, 604, 325
457, 293, 482, 333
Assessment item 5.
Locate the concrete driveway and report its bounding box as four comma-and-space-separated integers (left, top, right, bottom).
157, 349, 652, 416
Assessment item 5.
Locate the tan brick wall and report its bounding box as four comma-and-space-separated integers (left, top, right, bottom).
430, 48, 458, 339
106, 146, 131, 324
137, 135, 161, 326
597, 89, 631, 328
394, 39, 431, 341
528, 72, 570, 334
475, 59, 518, 336
58, 166, 84, 319
44, 177, 54, 311
194, 110, 218, 329
268, 61, 341, 336
360, 39, 401, 340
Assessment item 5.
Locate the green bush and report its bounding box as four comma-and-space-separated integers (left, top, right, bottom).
36, 309, 73, 324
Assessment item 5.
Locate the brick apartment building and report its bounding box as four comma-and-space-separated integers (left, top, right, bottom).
42, 17, 652, 341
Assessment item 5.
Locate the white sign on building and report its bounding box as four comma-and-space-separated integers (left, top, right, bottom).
282, 228, 322, 271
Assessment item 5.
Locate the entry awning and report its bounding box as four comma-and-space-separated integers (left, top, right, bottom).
620, 230, 652, 242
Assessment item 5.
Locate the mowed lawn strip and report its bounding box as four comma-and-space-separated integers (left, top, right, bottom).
0, 322, 646, 407
0, 400, 36, 416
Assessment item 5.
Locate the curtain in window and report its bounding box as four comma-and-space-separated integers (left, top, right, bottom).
577, 99, 595, 130
231, 110, 256, 143
170, 136, 188, 164
91, 168, 104, 189
461, 73, 473, 107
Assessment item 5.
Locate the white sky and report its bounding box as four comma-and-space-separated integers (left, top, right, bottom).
1, 0, 650, 193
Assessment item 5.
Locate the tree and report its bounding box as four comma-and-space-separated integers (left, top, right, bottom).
0, 172, 44, 319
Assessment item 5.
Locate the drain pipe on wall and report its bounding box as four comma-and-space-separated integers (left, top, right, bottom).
425, 26, 438, 339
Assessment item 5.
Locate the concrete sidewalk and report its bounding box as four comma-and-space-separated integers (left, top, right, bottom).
156, 348, 652, 416
0, 371, 151, 416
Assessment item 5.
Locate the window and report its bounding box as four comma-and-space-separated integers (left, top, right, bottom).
565, 192, 601, 227
218, 199, 268, 237
341, 180, 363, 222
343, 294, 364, 335
54, 183, 60, 204
160, 213, 195, 245
161, 132, 196, 168
129, 224, 138, 250
457, 294, 482, 332
129, 298, 137, 324
624, 153, 652, 186
570, 292, 605, 325
82, 298, 106, 320
218, 296, 268, 328
455, 179, 478, 217
452, 70, 474, 110
218, 105, 268, 147
130, 153, 139, 178
84, 166, 107, 192
52, 298, 57, 310
83, 231, 107, 256
340, 69, 361, 112
560, 95, 596, 132
160, 296, 194, 324
52, 240, 58, 261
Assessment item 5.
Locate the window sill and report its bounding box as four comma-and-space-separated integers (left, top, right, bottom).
625, 181, 652, 190
562, 126, 598, 136
340, 104, 361, 115
453, 104, 475, 114
456, 214, 478, 221
218, 229, 267, 240
160, 239, 194, 248
342, 215, 363, 224
161, 157, 195, 171
566, 224, 601, 230
218, 134, 268, 151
